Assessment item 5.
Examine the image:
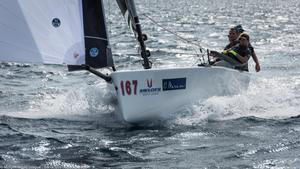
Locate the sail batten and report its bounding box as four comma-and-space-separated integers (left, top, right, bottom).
85, 36, 108, 41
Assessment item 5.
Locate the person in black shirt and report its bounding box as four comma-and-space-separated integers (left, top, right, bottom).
211, 25, 261, 72
217, 33, 251, 71
225, 25, 261, 72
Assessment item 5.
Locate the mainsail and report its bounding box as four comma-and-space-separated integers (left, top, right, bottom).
0, 0, 113, 68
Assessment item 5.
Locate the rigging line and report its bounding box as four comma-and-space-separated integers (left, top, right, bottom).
141, 13, 209, 65
108, 0, 112, 39
142, 13, 207, 65
141, 13, 206, 52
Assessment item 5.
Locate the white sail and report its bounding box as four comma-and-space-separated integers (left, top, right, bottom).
0, 0, 85, 65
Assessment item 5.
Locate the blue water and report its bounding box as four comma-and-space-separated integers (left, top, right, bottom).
1, 0, 300, 168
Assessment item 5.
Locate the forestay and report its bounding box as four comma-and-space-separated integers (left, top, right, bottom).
0, 0, 113, 68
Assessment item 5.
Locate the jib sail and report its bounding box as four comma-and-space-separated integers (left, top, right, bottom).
0, 0, 113, 68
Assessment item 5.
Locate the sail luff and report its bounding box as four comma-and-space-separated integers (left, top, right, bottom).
100, 0, 114, 67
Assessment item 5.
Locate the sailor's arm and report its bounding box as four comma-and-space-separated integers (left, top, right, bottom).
235, 53, 250, 64
251, 50, 261, 72
224, 49, 249, 64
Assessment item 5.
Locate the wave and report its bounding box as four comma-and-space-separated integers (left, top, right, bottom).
165, 74, 300, 126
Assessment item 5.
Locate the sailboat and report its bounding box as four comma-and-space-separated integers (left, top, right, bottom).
0, 0, 249, 123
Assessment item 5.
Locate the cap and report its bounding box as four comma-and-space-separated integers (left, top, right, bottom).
239, 33, 250, 41
235, 25, 244, 33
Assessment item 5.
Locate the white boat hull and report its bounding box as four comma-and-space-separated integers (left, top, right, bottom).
111, 66, 250, 123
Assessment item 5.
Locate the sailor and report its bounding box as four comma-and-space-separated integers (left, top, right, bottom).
223, 33, 252, 71
211, 33, 251, 71
224, 25, 243, 50
225, 25, 261, 72
210, 26, 242, 64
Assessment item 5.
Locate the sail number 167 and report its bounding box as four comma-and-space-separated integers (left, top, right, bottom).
120, 80, 138, 96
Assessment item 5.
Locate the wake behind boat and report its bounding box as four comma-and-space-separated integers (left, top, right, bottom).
0, 0, 250, 123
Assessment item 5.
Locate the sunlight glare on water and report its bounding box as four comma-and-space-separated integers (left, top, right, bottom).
0, 0, 300, 168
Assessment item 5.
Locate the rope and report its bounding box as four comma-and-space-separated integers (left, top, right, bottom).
141, 13, 207, 52
141, 13, 209, 65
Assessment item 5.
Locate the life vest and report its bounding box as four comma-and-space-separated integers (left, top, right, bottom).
222, 45, 250, 71
222, 49, 240, 63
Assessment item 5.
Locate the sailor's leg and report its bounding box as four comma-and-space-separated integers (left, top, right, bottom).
213, 60, 235, 69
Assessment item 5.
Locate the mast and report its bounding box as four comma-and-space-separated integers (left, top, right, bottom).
116, 0, 151, 69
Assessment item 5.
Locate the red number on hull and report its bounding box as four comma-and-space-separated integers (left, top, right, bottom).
120, 80, 138, 96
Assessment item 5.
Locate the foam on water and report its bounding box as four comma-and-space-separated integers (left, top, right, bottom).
0, 79, 118, 122
199, 75, 298, 120
1, 67, 299, 126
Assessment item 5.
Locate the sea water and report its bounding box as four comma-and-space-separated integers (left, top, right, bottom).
1, 0, 300, 168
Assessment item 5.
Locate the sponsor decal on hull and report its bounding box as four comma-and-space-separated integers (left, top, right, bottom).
162, 78, 186, 91
140, 79, 161, 96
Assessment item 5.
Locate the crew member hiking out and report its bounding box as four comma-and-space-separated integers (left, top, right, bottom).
225, 25, 261, 72
212, 33, 251, 71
